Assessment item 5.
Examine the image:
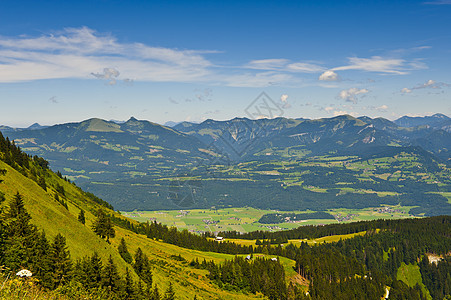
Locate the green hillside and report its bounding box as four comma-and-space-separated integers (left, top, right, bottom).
0, 135, 297, 299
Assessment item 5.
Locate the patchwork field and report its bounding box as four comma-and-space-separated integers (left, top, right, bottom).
122, 205, 418, 234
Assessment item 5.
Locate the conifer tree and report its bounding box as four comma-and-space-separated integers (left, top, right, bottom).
102, 255, 122, 294
133, 247, 152, 285
49, 233, 72, 288
118, 237, 133, 264
2, 192, 38, 270
87, 252, 103, 289
78, 209, 86, 225
38, 177, 47, 191
31, 231, 53, 288
92, 209, 115, 243
124, 267, 135, 298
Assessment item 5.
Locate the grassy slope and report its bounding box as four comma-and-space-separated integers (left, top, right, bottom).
226, 231, 366, 247
396, 262, 432, 299
1, 160, 299, 299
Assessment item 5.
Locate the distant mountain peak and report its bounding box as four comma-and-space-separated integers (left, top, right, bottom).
432, 113, 449, 119
395, 113, 450, 128
27, 123, 47, 130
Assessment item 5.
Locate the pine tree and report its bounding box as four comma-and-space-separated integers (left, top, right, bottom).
92, 209, 115, 243
30, 231, 53, 289
124, 267, 135, 299
102, 255, 122, 294
37, 177, 47, 191
134, 247, 152, 285
78, 209, 86, 225
87, 252, 103, 289
118, 237, 133, 264
49, 233, 72, 288
1, 192, 38, 271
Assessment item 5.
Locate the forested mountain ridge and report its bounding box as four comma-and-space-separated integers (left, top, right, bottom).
394, 113, 450, 129
1, 114, 450, 211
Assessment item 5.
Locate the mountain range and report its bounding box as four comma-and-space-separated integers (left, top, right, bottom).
1, 113, 450, 211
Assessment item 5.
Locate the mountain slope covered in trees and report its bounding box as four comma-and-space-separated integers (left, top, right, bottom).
1, 114, 451, 211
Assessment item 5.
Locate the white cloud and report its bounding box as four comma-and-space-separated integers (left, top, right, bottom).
280, 94, 291, 109
224, 72, 293, 87
286, 62, 325, 73
401, 79, 450, 94
245, 59, 324, 73
0, 27, 213, 83
91, 67, 120, 85
245, 59, 289, 70
332, 56, 424, 75
319, 70, 340, 81
339, 88, 369, 104
376, 104, 388, 111
324, 106, 334, 112
333, 110, 349, 116
422, 79, 436, 87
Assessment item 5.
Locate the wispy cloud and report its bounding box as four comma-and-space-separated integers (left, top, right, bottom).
91, 67, 120, 85
224, 72, 293, 87
332, 56, 423, 75
0, 27, 433, 89
244, 59, 325, 73
401, 79, 450, 94
339, 88, 369, 104
245, 59, 289, 70
0, 27, 213, 83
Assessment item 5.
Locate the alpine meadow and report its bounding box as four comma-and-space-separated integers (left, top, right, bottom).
1, 1, 451, 299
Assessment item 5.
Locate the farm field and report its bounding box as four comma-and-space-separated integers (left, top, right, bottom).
122, 204, 418, 234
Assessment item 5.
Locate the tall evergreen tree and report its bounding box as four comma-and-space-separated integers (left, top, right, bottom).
133, 247, 152, 285
124, 267, 135, 299
30, 231, 53, 289
118, 237, 133, 264
92, 209, 115, 243
102, 255, 122, 294
1, 192, 38, 271
87, 252, 104, 289
49, 233, 72, 288
78, 209, 86, 225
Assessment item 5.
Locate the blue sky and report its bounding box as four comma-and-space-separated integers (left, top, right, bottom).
0, 0, 450, 127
